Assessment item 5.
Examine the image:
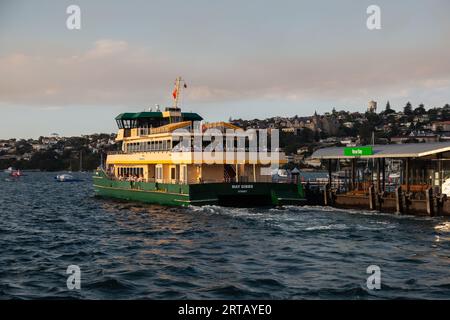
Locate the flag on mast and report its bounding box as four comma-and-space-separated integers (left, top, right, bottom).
172, 87, 177, 100
172, 77, 186, 106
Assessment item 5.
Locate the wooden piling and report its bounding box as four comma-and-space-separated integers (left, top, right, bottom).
405, 158, 410, 194
369, 184, 375, 210
438, 153, 443, 193
376, 158, 381, 193
426, 187, 434, 216
328, 159, 332, 187
324, 183, 330, 206
395, 186, 403, 215
351, 158, 356, 191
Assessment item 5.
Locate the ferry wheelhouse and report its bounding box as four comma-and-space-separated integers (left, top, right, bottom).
93, 78, 305, 206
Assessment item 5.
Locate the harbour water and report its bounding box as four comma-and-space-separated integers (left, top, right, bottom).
1, 172, 449, 299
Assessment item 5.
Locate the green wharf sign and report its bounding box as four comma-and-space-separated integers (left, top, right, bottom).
343, 146, 373, 156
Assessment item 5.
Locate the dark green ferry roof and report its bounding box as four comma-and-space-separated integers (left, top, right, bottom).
115, 111, 203, 121
115, 112, 162, 120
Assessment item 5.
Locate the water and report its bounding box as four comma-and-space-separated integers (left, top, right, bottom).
1, 172, 450, 299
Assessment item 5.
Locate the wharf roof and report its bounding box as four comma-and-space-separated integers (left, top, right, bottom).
311, 142, 450, 159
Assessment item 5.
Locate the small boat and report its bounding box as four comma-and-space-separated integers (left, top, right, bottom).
55, 174, 81, 182
10, 170, 25, 177
4, 167, 14, 173
276, 169, 289, 177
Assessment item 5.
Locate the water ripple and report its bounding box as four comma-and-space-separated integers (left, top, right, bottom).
1, 172, 450, 299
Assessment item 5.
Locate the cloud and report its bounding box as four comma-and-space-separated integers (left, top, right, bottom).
0, 38, 450, 109
84, 40, 129, 59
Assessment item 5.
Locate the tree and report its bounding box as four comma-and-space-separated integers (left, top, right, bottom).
414, 104, 426, 115
384, 101, 395, 115
358, 124, 374, 145
386, 101, 391, 111
404, 102, 413, 115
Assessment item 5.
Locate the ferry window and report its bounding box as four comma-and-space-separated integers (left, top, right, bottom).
163, 140, 167, 150
171, 167, 176, 180
156, 166, 162, 180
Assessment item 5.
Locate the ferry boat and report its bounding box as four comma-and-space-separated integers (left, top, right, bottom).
93, 77, 305, 207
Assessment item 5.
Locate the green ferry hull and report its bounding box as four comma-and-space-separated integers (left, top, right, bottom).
93, 171, 305, 207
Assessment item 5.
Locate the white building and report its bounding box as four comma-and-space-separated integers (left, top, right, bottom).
368, 100, 377, 113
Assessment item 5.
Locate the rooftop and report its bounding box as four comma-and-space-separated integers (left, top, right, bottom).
311, 142, 450, 159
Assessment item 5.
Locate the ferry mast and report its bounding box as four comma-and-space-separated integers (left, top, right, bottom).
172, 76, 185, 109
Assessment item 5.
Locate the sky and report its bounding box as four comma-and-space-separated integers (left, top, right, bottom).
1, 0, 450, 138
